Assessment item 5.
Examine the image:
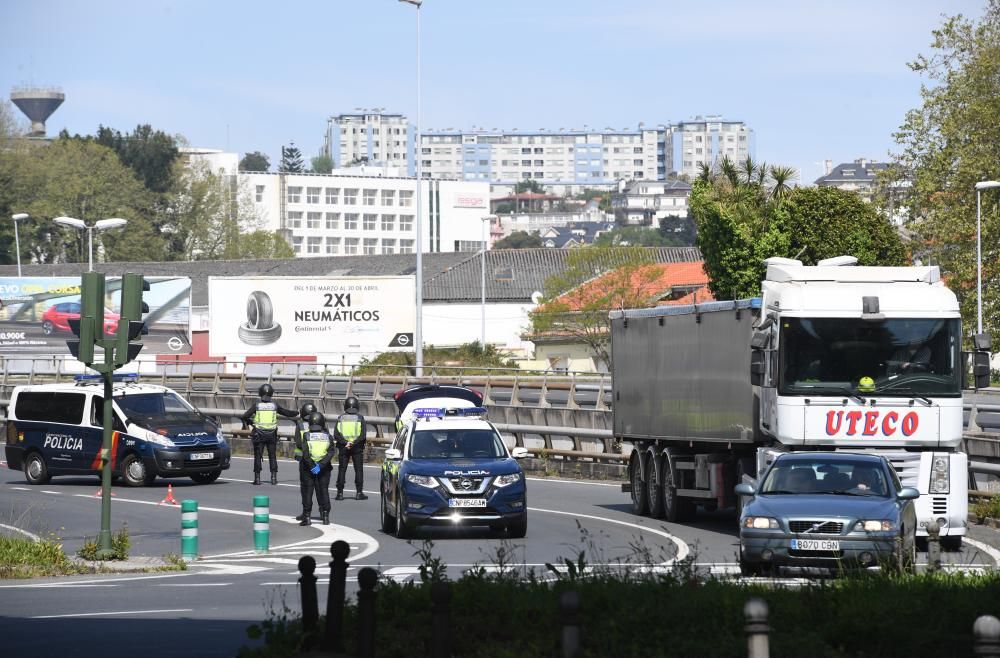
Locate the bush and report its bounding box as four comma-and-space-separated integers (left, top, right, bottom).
0, 535, 80, 578
973, 494, 1000, 521
77, 523, 131, 561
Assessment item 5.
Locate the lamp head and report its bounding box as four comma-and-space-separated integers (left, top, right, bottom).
11, 213, 29, 221
53, 216, 87, 230
95, 218, 128, 231
975, 180, 1000, 190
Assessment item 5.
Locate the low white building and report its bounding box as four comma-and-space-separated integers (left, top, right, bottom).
611, 179, 691, 225
240, 172, 491, 257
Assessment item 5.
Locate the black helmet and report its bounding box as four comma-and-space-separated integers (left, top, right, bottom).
300, 401, 317, 417
344, 396, 360, 413
259, 383, 274, 398
308, 411, 326, 428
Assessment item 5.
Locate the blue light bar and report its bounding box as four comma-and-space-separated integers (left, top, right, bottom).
412, 406, 489, 419
74, 373, 140, 383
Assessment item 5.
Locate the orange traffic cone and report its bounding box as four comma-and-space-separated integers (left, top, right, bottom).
93, 487, 117, 498
158, 483, 178, 506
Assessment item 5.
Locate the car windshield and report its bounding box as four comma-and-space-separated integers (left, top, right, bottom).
779, 317, 961, 397
114, 392, 197, 426
409, 428, 506, 460
760, 459, 890, 497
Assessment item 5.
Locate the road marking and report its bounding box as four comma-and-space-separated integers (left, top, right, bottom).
962, 537, 1000, 565
0, 572, 192, 589
155, 582, 232, 587
527, 506, 690, 564
0, 522, 41, 542
189, 564, 270, 575
41, 490, 62, 495
382, 566, 421, 582
32, 608, 193, 619
10, 486, 30, 491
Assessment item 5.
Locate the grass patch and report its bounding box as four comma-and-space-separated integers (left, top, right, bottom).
0, 534, 86, 579
77, 523, 131, 561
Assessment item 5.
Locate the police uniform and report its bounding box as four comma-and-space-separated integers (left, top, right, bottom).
241, 387, 298, 485
299, 413, 335, 525
334, 398, 368, 500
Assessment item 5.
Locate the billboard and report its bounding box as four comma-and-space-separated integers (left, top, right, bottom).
0, 276, 192, 355
208, 276, 416, 356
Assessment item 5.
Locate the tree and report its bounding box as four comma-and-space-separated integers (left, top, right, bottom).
240, 151, 270, 172
493, 231, 543, 249
354, 341, 518, 375
93, 124, 179, 194
515, 179, 545, 194
891, 2, 1000, 346
233, 230, 295, 259
529, 246, 659, 370
310, 155, 333, 174
279, 143, 304, 173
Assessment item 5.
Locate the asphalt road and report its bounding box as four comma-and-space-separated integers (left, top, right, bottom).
1, 454, 998, 658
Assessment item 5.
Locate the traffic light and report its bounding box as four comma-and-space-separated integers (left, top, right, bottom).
115, 273, 149, 366
67, 272, 105, 365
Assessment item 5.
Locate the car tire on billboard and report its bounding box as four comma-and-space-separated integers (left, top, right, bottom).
238, 290, 282, 345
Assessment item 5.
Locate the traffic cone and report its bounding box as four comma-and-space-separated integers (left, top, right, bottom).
93, 488, 117, 498
159, 483, 178, 506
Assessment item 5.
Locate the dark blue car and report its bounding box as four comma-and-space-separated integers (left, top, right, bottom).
736, 452, 919, 575
380, 386, 528, 538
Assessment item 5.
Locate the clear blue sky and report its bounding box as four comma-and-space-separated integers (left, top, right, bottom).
0, 0, 986, 184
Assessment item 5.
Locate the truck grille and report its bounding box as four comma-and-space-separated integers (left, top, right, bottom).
932, 497, 947, 515
790, 521, 843, 534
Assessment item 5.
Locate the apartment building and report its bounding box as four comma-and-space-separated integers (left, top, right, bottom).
611, 179, 692, 225
321, 111, 412, 171
671, 116, 753, 177
241, 172, 490, 257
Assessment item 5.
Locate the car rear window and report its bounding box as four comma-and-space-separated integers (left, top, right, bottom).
15, 391, 86, 424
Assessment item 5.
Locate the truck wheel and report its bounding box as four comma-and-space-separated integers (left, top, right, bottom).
380, 487, 395, 534
647, 453, 665, 518
24, 453, 50, 485
940, 536, 962, 551
190, 470, 221, 484
121, 454, 155, 487
629, 453, 649, 516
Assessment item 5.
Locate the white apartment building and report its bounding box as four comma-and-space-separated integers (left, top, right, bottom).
672, 115, 753, 177
611, 179, 692, 225
321, 111, 412, 171
241, 172, 491, 257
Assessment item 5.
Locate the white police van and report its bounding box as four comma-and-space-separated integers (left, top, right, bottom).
4, 375, 231, 486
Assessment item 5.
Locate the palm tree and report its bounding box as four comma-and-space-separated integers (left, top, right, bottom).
768, 165, 798, 201
696, 162, 714, 184
718, 156, 740, 189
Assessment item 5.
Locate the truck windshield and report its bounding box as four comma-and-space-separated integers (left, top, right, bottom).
409, 428, 507, 460
114, 392, 198, 426
779, 317, 961, 397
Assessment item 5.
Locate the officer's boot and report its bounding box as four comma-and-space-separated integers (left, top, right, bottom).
335, 490, 344, 501
299, 511, 311, 526
253, 473, 261, 485
356, 490, 368, 500
295, 513, 304, 521
320, 510, 330, 525
270, 472, 278, 485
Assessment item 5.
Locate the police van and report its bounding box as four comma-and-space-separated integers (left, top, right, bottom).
381, 385, 529, 538
4, 375, 231, 486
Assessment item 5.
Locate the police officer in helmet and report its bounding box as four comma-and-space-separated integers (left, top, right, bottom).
299, 411, 335, 525
293, 401, 317, 521
334, 395, 368, 500
241, 383, 298, 485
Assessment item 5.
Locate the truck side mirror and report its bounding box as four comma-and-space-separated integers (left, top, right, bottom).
750, 350, 766, 386
972, 352, 991, 390
974, 332, 992, 351
750, 331, 770, 349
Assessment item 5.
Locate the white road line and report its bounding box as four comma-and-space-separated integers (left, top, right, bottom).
40, 490, 62, 495
32, 608, 193, 619
527, 506, 690, 564
155, 583, 232, 587
962, 537, 1000, 566
10, 486, 30, 491
0, 572, 191, 589
0, 522, 41, 542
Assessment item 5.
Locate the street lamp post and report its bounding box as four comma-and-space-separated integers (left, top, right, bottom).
481, 217, 491, 348
974, 181, 1000, 335
53, 216, 129, 271
10, 213, 29, 277
399, 0, 424, 374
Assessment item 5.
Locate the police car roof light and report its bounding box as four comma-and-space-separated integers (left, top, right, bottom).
411, 406, 489, 420
74, 373, 140, 384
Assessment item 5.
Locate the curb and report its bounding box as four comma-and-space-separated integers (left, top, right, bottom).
68, 555, 179, 572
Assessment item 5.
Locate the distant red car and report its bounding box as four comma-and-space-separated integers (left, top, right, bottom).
41, 302, 120, 336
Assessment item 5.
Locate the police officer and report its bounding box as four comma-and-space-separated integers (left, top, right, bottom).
241, 384, 298, 485
294, 401, 317, 521
299, 411, 335, 526
334, 396, 368, 500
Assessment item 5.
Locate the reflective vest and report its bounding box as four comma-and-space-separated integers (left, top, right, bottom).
253, 402, 278, 430
337, 414, 363, 445
294, 422, 308, 460
306, 431, 332, 462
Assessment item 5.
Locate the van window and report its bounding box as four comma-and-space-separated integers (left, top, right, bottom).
15, 392, 86, 424
91, 397, 127, 431
114, 392, 196, 425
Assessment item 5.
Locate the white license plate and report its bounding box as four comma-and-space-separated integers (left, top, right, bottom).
189, 452, 213, 461
791, 538, 840, 551
448, 498, 487, 508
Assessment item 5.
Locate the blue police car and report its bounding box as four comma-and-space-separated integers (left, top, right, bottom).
381, 385, 529, 538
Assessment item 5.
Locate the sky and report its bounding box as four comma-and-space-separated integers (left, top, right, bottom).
0, 0, 988, 184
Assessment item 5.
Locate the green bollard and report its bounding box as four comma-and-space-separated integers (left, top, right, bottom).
253, 495, 270, 554
181, 499, 199, 560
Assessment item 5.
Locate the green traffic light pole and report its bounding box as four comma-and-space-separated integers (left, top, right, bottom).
96, 338, 116, 558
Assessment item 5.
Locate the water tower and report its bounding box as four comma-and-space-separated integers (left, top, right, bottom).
10, 86, 65, 137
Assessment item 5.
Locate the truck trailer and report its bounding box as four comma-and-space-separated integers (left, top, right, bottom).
612, 256, 993, 548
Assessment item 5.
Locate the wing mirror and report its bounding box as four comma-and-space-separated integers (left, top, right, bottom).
734, 482, 756, 497
897, 487, 920, 501
511, 446, 529, 459
384, 448, 402, 460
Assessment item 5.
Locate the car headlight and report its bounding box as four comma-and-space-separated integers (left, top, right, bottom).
216, 428, 228, 446
856, 519, 896, 532
743, 516, 779, 529
406, 474, 437, 488
929, 455, 949, 493
145, 430, 175, 448
494, 473, 522, 487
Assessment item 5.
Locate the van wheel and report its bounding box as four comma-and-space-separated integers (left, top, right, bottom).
121, 454, 155, 487
190, 470, 221, 484
24, 453, 50, 485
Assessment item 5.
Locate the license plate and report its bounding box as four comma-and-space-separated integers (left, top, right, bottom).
448, 498, 487, 508
791, 538, 840, 551
189, 452, 213, 461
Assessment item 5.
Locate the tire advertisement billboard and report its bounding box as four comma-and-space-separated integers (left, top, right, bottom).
0, 276, 192, 355
208, 276, 416, 357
